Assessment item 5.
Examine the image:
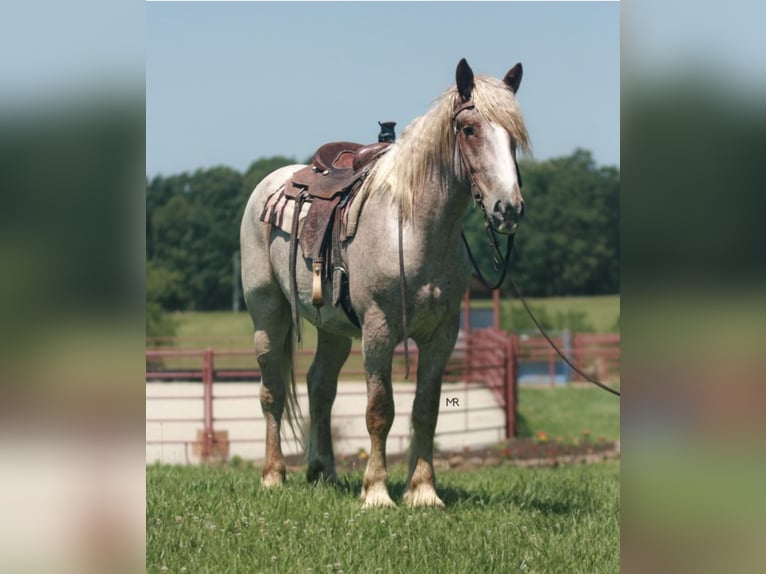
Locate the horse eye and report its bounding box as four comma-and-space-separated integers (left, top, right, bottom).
462, 125, 474, 136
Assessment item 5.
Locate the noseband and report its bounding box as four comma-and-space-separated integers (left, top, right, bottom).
452, 100, 619, 398
453, 99, 519, 288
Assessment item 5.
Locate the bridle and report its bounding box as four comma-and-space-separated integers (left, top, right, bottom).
398, 98, 517, 379
451, 99, 621, 398
397, 98, 619, 397
453, 98, 517, 291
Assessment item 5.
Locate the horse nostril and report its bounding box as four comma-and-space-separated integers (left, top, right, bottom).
493, 200, 523, 222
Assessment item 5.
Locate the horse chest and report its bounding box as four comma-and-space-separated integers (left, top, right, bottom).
411, 283, 454, 329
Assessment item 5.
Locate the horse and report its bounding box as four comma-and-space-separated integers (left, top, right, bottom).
240, 58, 530, 508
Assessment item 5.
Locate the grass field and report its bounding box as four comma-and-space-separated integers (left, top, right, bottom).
470, 295, 619, 333
517, 386, 620, 442
160, 294, 620, 350
147, 461, 619, 574
152, 295, 619, 380
147, 382, 620, 573
502, 295, 619, 333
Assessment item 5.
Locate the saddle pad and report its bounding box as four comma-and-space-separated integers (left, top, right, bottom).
259, 178, 368, 242
260, 185, 311, 234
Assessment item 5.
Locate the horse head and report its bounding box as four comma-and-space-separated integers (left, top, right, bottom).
454, 58, 525, 234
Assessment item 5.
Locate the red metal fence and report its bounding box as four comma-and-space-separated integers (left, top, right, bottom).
146, 333, 516, 463
515, 332, 620, 384
463, 329, 518, 436
146, 330, 618, 463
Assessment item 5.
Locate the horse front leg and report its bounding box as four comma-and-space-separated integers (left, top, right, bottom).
360, 312, 397, 508
404, 319, 459, 507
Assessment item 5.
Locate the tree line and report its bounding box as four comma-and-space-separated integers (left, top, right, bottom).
146, 149, 618, 316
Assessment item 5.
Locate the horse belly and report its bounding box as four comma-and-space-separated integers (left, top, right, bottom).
267, 234, 362, 339
302, 301, 362, 339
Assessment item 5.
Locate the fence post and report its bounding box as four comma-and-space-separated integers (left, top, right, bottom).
463, 290, 472, 382
573, 333, 582, 382
549, 346, 555, 387
505, 333, 518, 439
202, 348, 214, 461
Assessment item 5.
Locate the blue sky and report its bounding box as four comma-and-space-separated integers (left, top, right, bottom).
146, 2, 620, 178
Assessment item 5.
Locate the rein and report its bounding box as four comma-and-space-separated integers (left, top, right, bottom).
395, 98, 620, 397
461, 220, 621, 397
507, 273, 622, 397
455, 98, 620, 397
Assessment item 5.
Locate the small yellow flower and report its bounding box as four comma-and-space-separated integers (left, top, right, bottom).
358, 449, 368, 460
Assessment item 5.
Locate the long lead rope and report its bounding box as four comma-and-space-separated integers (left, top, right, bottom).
462, 225, 621, 397
507, 275, 621, 397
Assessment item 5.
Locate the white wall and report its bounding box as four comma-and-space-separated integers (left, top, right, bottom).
146, 381, 506, 465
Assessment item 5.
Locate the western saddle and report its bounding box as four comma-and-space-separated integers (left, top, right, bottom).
284, 141, 390, 200
280, 136, 393, 336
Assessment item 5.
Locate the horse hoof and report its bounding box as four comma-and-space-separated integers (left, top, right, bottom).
307, 472, 339, 485
403, 486, 445, 508
361, 484, 396, 508
261, 469, 285, 488
307, 461, 338, 485
362, 496, 396, 509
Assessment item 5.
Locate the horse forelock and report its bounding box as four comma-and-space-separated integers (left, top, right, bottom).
359, 75, 530, 219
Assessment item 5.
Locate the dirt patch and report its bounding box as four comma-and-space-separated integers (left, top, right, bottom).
283, 437, 620, 473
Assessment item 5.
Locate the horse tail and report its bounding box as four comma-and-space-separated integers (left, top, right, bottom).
281, 322, 305, 449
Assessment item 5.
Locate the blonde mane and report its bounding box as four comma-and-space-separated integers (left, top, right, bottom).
358, 75, 531, 219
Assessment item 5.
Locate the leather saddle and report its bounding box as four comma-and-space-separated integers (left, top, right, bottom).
282, 140, 391, 337
284, 141, 390, 200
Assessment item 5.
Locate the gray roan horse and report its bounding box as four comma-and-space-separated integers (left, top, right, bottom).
240, 59, 529, 507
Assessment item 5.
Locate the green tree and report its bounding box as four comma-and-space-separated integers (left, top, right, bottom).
147, 158, 296, 311
147, 150, 618, 312
463, 149, 619, 296
146, 262, 179, 339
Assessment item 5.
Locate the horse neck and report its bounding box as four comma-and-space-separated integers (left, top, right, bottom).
412, 171, 472, 240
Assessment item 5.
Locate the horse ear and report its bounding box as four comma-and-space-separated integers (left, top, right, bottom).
456, 58, 474, 102
503, 63, 523, 94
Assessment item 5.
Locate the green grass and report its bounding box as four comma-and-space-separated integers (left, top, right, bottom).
147, 384, 621, 572
173, 311, 255, 340
163, 294, 619, 348
511, 295, 619, 333
152, 296, 619, 377
472, 294, 620, 332
147, 461, 620, 573
516, 386, 621, 442
170, 311, 320, 349
155, 312, 326, 373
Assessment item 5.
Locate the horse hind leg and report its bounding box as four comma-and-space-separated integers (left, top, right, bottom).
306, 329, 351, 484
249, 291, 296, 488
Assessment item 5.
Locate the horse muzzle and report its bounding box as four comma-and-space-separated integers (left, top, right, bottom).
491, 199, 525, 235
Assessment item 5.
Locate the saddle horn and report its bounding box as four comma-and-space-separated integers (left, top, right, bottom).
378, 121, 396, 143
